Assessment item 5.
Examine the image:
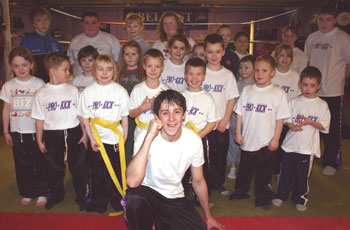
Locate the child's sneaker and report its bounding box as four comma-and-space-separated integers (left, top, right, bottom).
36, 196, 47, 206
296, 204, 307, 211
21, 198, 32, 205
322, 166, 336, 176
227, 168, 236, 179
272, 199, 283, 207
216, 185, 229, 195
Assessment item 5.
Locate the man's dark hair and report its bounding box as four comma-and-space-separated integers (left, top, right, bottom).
82, 10, 99, 21
300, 66, 322, 84
153, 90, 186, 117
185, 57, 206, 74
204, 33, 224, 49
319, 7, 338, 18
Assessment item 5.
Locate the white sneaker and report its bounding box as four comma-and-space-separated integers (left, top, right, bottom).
296, 204, 307, 211
37, 196, 47, 206
322, 166, 336, 176
227, 168, 236, 179
272, 199, 283, 207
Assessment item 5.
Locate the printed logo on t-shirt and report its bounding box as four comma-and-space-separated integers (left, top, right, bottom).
46, 100, 73, 111
295, 114, 318, 122
312, 43, 333, 50
90, 100, 119, 110
10, 89, 38, 117
163, 75, 185, 85
202, 84, 225, 93
275, 84, 295, 94
244, 103, 272, 113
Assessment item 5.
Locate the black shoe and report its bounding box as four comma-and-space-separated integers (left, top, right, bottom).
86, 203, 106, 214
258, 204, 272, 211
229, 193, 250, 200
45, 196, 64, 210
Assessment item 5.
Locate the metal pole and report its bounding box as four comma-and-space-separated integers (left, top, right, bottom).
2, 0, 12, 81
249, 20, 254, 55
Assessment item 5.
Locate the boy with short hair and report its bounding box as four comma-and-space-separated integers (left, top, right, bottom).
304, 8, 350, 175
124, 13, 150, 56
202, 33, 239, 195
227, 55, 256, 180
31, 52, 88, 210
229, 55, 290, 210
182, 57, 218, 206
20, 7, 63, 83
272, 67, 330, 211
71, 45, 99, 93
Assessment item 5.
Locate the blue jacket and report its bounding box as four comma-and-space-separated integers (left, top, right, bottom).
20, 31, 63, 83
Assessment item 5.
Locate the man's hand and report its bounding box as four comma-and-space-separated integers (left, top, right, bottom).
207, 216, 225, 230
146, 118, 163, 140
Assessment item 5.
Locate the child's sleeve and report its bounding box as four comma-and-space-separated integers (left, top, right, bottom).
31, 92, 45, 120
129, 86, 139, 110
276, 90, 291, 120
234, 87, 246, 116
120, 87, 130, 117
319, 102, 331, 134
0, 82, 11, 103
226, 71, 239, 101
77, 89, 90, 119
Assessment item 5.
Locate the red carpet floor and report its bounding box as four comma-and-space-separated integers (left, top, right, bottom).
1, 212, 349, 230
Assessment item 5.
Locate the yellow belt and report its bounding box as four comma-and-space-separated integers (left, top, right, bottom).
135, 116, 149, 129
90, 117, 126, 216
185, 121, 203, 134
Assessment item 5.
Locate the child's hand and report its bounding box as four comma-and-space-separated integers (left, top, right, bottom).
298, 116, 312, 127
139, 96, 153, 113
217, 119, 228, 133
290, 123, 303, 132
268, 138, 279, 151
235, 134, 244, 145
38, 141, 47, 153
90, 138, 100, 152
78, 133, 88, 150
4, 133, 13, 146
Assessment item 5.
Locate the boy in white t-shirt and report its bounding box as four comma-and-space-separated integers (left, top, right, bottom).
229, 55, 290, 210
202, 33, 239, 195
125, 90, 223, 230
273, 67, 330, 211
71, 45, 98, 93
181, 57, 218, 206
31, 52, 88, 210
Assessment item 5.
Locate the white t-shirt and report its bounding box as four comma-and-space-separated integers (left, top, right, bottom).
153, 37, 195, 61
272, 47, 307, 74
235, 84, 290, 151
78, 81, 129, 144
182, 90, 218, 131
71, 74, 95, 94
305, 27, 350, 97
129, 81, 169, 138
160, 59, 187, 92
67, 31, 121, 76
0, 77, 44, 133
31, 83, 80, 130
133, 127, 204, 199
202, 67, 239, 129
234, 51, 249, 60
282, 95, 330, 158
272, 69, 300, 102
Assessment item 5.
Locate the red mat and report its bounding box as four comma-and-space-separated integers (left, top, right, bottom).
1, 212, 349, 230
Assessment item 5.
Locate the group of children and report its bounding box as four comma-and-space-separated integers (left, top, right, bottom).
1, 7, 331, 214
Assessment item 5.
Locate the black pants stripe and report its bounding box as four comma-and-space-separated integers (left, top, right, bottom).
125, 186, 206, 230
321, 96, 343, 168
277, 151, 313, 205
232, 146, 276, 206
89, 143, 123, 212
44, 126, 87, 204
208, 129, 229, 189
11, 132, 47, 198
